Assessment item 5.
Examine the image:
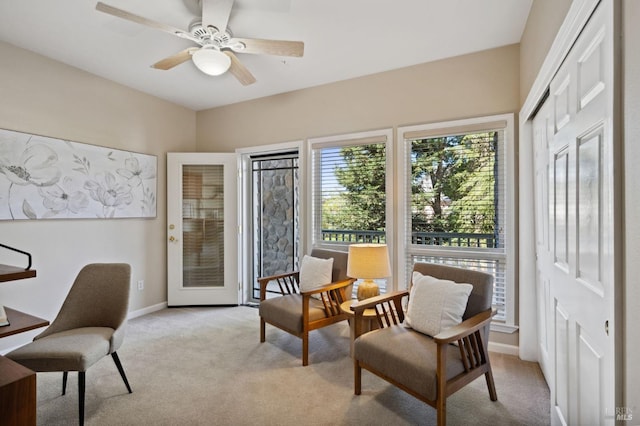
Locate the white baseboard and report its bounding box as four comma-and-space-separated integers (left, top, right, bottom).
127, 302, 167, 320
488, 341, 519, 356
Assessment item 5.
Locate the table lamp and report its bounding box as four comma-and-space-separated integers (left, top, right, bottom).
347, 243, 391, 301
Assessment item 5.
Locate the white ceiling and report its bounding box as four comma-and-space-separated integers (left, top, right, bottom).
0, 0, 532, 111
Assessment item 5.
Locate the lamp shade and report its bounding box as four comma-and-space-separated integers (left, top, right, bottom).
191, 48, 231, 76
347, 244, 391, 279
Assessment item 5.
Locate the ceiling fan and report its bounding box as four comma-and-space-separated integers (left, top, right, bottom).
95, 0, 304, 85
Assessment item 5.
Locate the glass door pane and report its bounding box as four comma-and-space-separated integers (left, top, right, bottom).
250, 154, 299, 301
182, 164, 224, 288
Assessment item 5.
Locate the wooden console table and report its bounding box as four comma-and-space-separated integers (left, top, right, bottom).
0, 355, 37, 425
0, 309, 48, 426
1, 308, 49, 339
0, 264, 36, 283
0, 263, 45, 426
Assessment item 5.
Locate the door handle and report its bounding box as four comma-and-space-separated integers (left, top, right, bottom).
169, 236, 178, 242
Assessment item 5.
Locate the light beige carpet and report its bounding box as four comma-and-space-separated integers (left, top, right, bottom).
34, 306, 549, 425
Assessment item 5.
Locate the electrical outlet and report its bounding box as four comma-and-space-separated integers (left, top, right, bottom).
137, 280, 144, 291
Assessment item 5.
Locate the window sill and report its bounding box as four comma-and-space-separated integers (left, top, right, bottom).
490, 322, 519, 334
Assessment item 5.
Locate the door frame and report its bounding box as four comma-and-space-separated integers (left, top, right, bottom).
236, 140, 305, 304
518, 0, 622, 413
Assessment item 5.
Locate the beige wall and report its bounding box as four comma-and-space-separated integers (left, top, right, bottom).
197, 44, 520, 151
0, 41, 196, 352
519, 0, 573, 104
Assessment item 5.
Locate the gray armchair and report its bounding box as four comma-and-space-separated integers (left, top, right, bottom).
258, 248, 355, 366
6, 263, 133, 426
352, 263, 497, 426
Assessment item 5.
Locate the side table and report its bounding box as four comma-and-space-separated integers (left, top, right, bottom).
340, 300, 378, 357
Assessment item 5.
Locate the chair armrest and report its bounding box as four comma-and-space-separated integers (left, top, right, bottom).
257, 271, 300, 300
257, 271, 299, 286
434, 309, 496, 376
433, 309, 495, 345
351, 290, 409, 338
298, 278, 356, 322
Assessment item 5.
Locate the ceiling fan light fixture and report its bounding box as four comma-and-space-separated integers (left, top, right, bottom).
192, 48, 231, 76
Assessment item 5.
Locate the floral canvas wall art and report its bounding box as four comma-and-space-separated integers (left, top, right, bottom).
0, 128, 157, 220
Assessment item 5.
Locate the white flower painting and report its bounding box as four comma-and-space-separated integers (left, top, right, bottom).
0, 128, 156, 220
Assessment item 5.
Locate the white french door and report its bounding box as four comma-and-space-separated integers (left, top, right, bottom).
167, 153, 239, 306
533, 2, 617, 424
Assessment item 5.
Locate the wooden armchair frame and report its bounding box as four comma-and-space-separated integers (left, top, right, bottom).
352, 265, 498, 426
258, 249, 355, 366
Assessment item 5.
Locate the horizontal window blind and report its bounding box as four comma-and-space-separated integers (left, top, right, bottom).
403, 121, 508, 321
310, 130, 391, 297
311, 139, 387, 245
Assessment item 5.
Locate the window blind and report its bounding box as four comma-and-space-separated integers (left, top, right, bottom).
311, 136, 388, 245
309, 130, 391, 296
403, 121, 509, 321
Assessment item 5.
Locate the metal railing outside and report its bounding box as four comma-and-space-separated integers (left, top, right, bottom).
321, 229, 496, 248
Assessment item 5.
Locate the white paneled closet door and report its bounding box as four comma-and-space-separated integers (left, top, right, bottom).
534, 2, 617, 425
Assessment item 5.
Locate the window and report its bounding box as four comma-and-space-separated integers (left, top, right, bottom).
398, 115, 515, 328
308, 129, 394, 293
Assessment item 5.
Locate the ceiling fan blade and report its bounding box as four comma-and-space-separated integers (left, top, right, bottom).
202, 0, 234, 34
96, 2, 191, 40
231, 38, 304, 57
152, 48, 197, 70
223, 51, 256, 86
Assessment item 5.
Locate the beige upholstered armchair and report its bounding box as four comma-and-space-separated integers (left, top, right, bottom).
258, 248, 355, 366
352, 263, 497, 426
6, 263, 133, 426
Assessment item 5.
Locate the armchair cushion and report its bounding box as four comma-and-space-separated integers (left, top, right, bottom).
405, 271, 473, 337
354, 326, 466, 401
299, 255, 333, 295
258, 294, 332, 333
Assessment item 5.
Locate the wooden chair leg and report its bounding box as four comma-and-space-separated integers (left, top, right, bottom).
354, 360, 362, 395
485, 369, 498, 401
111, 352, 133, 394
436, 403, 446, 426
260, 318, 266, 343
436, 345, 447, 426
302, 332, 309, 366
62, 371, 68, 395
78, 371, 85, 426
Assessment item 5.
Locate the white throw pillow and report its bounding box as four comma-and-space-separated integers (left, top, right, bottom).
299, 255, 334, 296
404, 271, 473, 337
